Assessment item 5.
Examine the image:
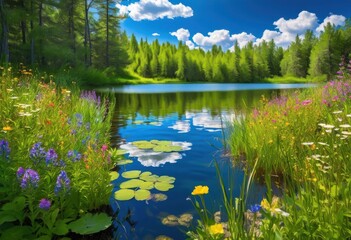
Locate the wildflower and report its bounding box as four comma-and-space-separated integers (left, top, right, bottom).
101, 144, 108, 152
249, 204, 261, 213
45, 148, 58, 165
191, 185, 209, 195
20, 169, 40, 189
67, 150, 82, 162
209, 223, 224, 235
0, 139, 10, 159
340, 124, 351, 128
55, 170, 70, 195
261, 196, 289, 216
2, 126, 12, 131
302, 142, 314, 146
30, 142, 46, 164
301, 99, 312, 106
16, 167, 25, 179
39, 198, 51, 210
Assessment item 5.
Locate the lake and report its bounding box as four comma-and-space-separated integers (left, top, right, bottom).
100, 83, 316, 240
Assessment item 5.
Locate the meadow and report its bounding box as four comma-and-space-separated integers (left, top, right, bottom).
187, 58, 351, 239
0, 65, 117, 239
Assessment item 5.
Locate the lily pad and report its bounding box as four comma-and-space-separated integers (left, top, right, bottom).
120, 179, 144, 189
115, 160, 133, 166
155, 182, 174, 192
139, 171, 152, 178
122, 170, 141, 179
139, 181, 154, 190
140, 174, 159, 182
114, 189, 135, 201
109, 172, 119, 181
153, 145, 183, 152
158, 176, 176, 183
132, 141, 155, 149
68, 213, 112, 235
135, 189, 151, 201
151, 193, 168, 202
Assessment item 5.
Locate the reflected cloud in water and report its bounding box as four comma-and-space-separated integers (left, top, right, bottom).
120, 141, 192, 167
168, 120, 191, 133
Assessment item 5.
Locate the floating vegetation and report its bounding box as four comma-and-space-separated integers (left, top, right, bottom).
109, 171, 119, 181
155, 235, 173, 240
120, 140, 192, 167
161, 213, 193, 227
114, 170, 176, 201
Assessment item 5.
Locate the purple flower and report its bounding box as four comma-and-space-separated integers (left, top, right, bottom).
67, 150, 82, 162
80, 90, 101, 106
20, 169, 40, 189
39, 198, 51, 210
55, 170, 70, 195
0, 139, 10, 160
16, 167, 25, 179
30, 142, 46, 164
46, 148, 58, 165
250, 204, 261, 213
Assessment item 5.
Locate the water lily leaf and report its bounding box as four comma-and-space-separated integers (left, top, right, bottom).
133, 141, 155, 149
139, 181, 154, 190
133, 120, 144, 125
158, 176, 176, 183
122, 170, 141, 179
116, 160, 133, 165
140, 171, 152, 178
114, 189, 135, 201
135, 189, 151, 201
120, 179, 144, 189
153, 145, 183, 152
140, 174, 159, 182
109, 172, 119, 181
68, 213, 112, 235
151, 193, 168, 202
155, 182, 174, 192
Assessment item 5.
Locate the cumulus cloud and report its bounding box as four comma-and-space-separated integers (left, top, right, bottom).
255, 11, 345, 48
273, 11, 318, 35
170, 28, 190, 42
193, 29, 235, 49
316, 14, 346, 33
152, 33, 160, 36
185, 40, 195, 50
230, 32, 256, 48
116, 0, 193, 21
168, 120, 190, 133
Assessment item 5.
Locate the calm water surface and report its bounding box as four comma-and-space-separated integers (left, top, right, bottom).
102, 83, 315, 240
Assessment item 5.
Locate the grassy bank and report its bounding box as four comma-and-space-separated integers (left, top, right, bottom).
0, 66, 119, 239
187, 60, 351, 239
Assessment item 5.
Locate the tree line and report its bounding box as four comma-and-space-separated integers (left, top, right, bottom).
0, 1, 350, 82
126, 21, 351, 82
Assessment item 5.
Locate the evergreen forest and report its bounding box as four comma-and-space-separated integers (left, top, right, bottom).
0, 0, 351, 83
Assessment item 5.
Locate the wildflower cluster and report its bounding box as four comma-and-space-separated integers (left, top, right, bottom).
17, 168, 40, 189
54, 170, 70, 195
0, 139, 10, 160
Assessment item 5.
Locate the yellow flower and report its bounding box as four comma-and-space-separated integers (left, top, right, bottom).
209, 223, 224, 235
3, 126, 13, 131
191, 185, 209, 195
261, 196, 279, 212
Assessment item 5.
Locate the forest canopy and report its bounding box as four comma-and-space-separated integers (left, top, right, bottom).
0, 0, 350, 83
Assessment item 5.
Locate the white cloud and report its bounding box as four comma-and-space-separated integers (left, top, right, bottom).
170, 28, 190, 42
254, 11, 346, 48
193, 29, 235, 49
185, 40, 195, 50
273, 11, 318, 35
316, 14, 346, 33
230, 32, 256, 48
152, 33, 160, 36
116, 0, 193, 21
168, 120, 190, 133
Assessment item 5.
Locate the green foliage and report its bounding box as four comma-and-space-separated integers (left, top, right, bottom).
68, 213, 112, 235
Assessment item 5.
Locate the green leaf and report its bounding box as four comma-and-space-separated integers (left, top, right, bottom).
154, 182, 174, 192
122, 170, 141, 179
140, 174, 159, 182
139, 181, 154, 190
109, 172, 119, 181
132, 141, 155, 149
52, 220, 69, 236
2, 197, 26, 212
116, 160, 133, 165
114, 189, 135, 201
0, 226, 33, 240
120, 179, 144, 189
135, 189, 151, 201
157, 176, 176, 183
68, 213, 112, 235
0, 213, 17, 225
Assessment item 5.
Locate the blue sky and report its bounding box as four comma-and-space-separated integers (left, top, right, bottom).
117, 0, 351, 50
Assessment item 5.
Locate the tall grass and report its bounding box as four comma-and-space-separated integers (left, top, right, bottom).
187, 57, 351, 239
